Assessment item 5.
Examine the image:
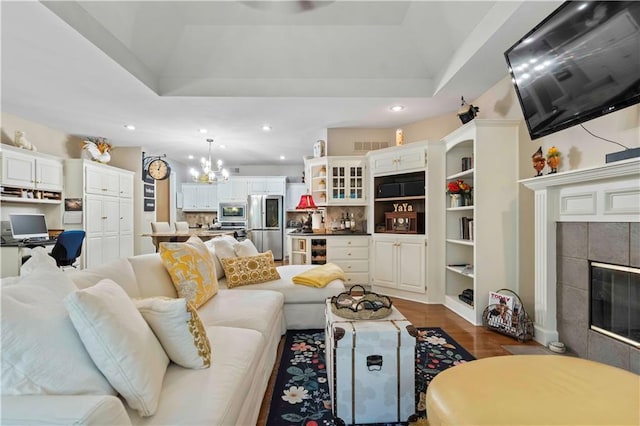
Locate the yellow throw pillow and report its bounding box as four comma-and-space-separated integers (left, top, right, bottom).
160, 236, 218, 308
220, 250, 281, 288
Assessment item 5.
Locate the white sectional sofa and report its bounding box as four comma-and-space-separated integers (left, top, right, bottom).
1, 248, 345, 425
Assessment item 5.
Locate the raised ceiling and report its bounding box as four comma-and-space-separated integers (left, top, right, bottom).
1, 1, 561, 166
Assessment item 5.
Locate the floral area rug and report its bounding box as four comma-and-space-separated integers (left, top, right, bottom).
266, 328, 475, 426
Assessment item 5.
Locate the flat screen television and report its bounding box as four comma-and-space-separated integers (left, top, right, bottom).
504, 1, 640, 140
9, 213, 49, 240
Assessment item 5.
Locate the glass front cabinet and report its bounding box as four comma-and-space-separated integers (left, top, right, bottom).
327, 158, 366, 205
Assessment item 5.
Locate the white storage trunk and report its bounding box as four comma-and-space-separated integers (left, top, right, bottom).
325, 300, 416, 425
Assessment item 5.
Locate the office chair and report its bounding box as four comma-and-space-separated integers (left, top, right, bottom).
49, 230, 86, 268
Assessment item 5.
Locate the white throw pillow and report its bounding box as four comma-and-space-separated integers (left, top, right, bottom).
134, 297, 211, 369
234, 239, 259, 257
64, 279, 169, 417
1, 261, 115, 396
206, 236, 238, 278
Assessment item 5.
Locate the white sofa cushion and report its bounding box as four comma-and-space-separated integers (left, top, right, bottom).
127, 253, 178, 298
219, 264, 346, 304
196, 289, 284, 339
67, 257, 139, 295
126, 326, 264, 426
134, 297, 211, 369
1, 260, 115, 396
64, 279, 169, 417
1, 395, 132, 426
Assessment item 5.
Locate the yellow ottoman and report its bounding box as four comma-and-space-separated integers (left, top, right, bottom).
426, 355, 639, 425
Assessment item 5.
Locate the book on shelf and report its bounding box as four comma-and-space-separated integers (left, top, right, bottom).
459, 216, 474, 240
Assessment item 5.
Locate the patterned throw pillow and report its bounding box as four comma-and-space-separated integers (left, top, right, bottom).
135, 297, 211, 369
220, 250, 281, 288
160, 236, 218, 308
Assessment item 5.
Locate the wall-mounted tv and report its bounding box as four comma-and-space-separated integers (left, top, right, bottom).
505, 1, 640, 140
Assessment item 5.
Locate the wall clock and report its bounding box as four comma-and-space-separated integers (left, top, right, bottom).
146, 158, 171, 181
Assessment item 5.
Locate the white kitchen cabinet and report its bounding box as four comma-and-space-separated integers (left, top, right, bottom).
182, 183, 217, 211
305, 156, 367, 206
64, 159, 135, 268
304, 157, 328, 206
1, 145, 64, 194
286, 182, 307, 211
326, 236, 369, 287
327, 158, 367, 205
247, 177, 286, 196
441, 119, 520, 325
368, 143, 426, 176
217, 177, 248, 201
371, 234, 426, 295
85, 163, 119, 197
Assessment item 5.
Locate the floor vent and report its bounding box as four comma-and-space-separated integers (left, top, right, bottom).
353, 141, 390, 152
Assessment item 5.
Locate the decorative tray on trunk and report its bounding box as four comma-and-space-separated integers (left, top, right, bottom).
330, 285, 393, 320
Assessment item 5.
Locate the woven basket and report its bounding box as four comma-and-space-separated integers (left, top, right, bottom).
330, 285, 393, 320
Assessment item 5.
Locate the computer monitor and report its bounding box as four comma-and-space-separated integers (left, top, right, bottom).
9, 213, 49, 240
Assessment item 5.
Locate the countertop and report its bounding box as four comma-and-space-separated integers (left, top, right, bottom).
287, 230, 370, 236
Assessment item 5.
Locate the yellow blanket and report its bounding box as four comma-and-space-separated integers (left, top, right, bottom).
292, 263, 346, 288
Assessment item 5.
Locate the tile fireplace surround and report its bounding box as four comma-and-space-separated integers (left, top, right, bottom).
522, 158, 640, 373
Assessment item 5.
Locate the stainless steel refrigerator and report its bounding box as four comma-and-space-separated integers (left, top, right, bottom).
247, 195, 284, 260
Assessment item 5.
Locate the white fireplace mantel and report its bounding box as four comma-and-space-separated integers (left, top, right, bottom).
520, 158, 640, 345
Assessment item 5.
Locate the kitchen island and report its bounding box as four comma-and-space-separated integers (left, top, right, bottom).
143, 229, 234, 252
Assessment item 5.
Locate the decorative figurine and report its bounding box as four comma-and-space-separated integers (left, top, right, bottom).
82, 137, 112, 163
14, 130, 36, 151
547, 146, 560, 174
532, 146, 546, 177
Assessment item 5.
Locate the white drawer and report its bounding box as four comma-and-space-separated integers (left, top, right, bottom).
330, 259, 369, 273
327, 236, 369, 248
328, 246, 368, 260
343, 272, 369, 287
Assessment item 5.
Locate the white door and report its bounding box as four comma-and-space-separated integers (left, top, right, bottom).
119, 233, 134, 258
397, 147, 425, 172
119, 173, 134, 198
398, 239, 426, 293
103, 198, 120, 237
266, 178, 285, 195
85, 195, 104, 237
85, 166, 105, 195
102, 235, 120, 263
119, 198, 133, 234
85, 237, 104, 268
369, 152, 397, 176
371, 237, 396, 288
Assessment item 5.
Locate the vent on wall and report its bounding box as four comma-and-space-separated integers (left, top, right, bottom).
353, 141, 390, 153
228, 167, 240, 175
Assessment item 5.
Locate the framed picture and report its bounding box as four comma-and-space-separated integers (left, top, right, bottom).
144, 184, 155, 198
144, 198, 155, 212
64, 198, 83, 211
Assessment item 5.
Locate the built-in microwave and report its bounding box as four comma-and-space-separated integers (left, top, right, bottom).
219, 202, 247, 222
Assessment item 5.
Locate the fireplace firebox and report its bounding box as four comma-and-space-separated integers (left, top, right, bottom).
590, 262, 640, 348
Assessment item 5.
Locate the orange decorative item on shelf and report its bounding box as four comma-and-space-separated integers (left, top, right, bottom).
546, 146, 560, 174
532, 146, 546, 177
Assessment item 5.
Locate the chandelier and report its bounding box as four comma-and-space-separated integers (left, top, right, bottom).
190, 139, 229, 183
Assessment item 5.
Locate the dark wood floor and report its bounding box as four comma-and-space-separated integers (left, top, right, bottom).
255, 297, 542, 425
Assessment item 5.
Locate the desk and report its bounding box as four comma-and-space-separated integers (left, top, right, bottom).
1, 240, 57, 278
143, 230, 235, 252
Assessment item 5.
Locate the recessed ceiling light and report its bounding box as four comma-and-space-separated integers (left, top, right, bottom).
279, 155, 285, 160
188, 155, 194, 160
262, 125, 272, 131
199, 129, 208, 134
219, 145, 226, 149
124, 124, 136, 130
390, 105, 405, 112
